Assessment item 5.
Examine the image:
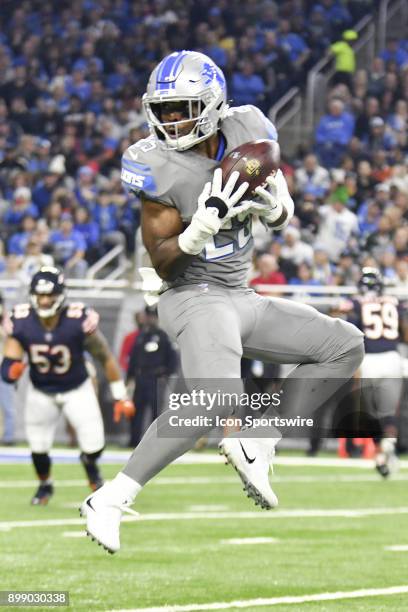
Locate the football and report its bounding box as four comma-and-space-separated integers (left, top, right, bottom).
220, 139, 281, 199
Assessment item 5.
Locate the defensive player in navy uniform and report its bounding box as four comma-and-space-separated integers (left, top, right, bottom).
1, 266, 135, 505
81, 51, 364, 553
344, 267, 407, 476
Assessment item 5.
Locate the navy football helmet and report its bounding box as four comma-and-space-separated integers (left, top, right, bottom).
30, 266, 66, 318
358, 267, 383, 295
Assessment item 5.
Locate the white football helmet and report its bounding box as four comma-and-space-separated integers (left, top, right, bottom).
143, 50, 228, 151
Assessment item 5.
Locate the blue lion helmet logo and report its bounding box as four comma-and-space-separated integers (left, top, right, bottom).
201, 62, 225, 88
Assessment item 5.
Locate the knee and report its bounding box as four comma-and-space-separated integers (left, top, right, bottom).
80, 448, 104, 464
345, 340, 365, 373
332, 332, 364, 380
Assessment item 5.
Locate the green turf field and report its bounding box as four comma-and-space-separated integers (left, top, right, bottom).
1, 456, 408, 611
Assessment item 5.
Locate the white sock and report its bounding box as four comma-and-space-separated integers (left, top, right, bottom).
107, 472, 142, 504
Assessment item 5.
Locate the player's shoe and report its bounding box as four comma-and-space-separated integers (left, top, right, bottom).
219, 437, 279, 509
375, 438, 398, 479
79, 483, 138, 554
31, 483, 54, 506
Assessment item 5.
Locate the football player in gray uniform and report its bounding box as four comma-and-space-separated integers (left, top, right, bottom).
81, 51, 364, 553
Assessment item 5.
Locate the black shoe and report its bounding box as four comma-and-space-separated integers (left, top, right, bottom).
31, 483, 54, 506
375, 462, 390, 478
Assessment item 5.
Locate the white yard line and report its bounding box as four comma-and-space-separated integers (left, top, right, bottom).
1, 473, 408, 490
220, 537, 278, 545
1, 447, 408, 469
385, 545, 408, 551
1, 506, 408, 531
110, 585, 408, 611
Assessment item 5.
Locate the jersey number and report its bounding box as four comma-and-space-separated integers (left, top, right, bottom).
361, 302, 399, 340
204, 217, 252, 261
29, 344, 71, 375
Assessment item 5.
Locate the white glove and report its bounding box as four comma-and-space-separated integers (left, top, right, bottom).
228, 174, 283, 224
178, 168, 249, 255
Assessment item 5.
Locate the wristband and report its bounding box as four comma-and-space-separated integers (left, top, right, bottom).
110, 379, 127, 401
205, 196, 228, 219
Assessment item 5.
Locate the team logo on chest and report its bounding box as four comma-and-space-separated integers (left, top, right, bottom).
45, 333, 53, 343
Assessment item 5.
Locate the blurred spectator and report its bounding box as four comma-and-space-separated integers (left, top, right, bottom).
119, 310, 146, 375
312, 246, 334, 284
230, 60, 265, 108
393, 227, 408, 259
93, 190, 127, 258
317, 194, 359, 261
295, 153, 330, 198
32, 169, 63, 215
315, 98, 355, 167
281, 226, 314, 267
289, 262, 323, 294
329, 29, 357, 89
7, 214, 37, 255
354, 96, 380, 141
379, 38, 408, 69
333, 250, 360, 285
20, 237, 54, 283
277, 19, 310, 82
3, 186, 38, 229
365, 116, 398, 152
365, 215, 394, 258
50, 212, 88, 278
355, 160, 378, 205
250, 254, 286, 294
380, 247, 398, 283
394, 259, 408, 288
73, 207, 101, 264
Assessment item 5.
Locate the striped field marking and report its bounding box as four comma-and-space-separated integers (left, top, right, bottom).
1, 447, 408, 469
220, 537, 278, 545
110, 585, 408, 611
2, 472, 408, 490
2, 506, 408, 531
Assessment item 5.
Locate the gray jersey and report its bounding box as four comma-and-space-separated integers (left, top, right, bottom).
121, 105, 278, 288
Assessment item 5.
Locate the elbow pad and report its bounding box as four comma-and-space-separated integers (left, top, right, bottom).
1, 357, 26, 383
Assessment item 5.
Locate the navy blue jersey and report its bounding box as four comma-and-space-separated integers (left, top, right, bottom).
9, 302, 99, 393
349, 296, 400, 353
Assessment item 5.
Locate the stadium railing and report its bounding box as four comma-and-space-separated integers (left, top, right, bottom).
378, 0, 408, 51
269, 87, 302, 157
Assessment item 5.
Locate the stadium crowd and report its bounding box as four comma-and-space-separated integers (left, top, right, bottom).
251, 37, 408, 291
0, 0, 405, 287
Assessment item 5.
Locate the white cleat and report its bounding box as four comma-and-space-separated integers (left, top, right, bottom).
219, 437, 279, 509
79, 483, 138, 554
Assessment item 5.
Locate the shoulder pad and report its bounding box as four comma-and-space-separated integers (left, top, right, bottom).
121, 137, 159, 198
11, 303, 31, 320
66, 302, 87, 319
225, 105, 278, 141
